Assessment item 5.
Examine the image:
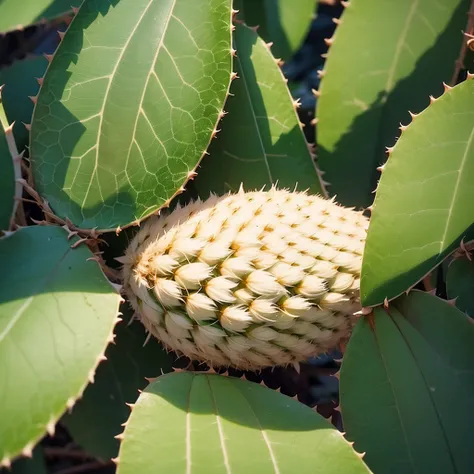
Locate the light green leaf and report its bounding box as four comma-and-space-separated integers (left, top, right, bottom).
361, 76, 474, 306
117, 372, 371, 474
446, 256, 474, 316
194, 23, 323, 196
0, 226, 121, 466
0, 55, 48, 152
316, 0, 470, 209
238, 0, 316, 61
30, 0, 232, 231
63, 309, 174, 460
0, 0, 81, 33
340, 291, 474, 474
0, 87, 15, 231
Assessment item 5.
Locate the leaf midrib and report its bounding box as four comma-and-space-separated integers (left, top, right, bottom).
234, 55, 274, 183
439, 122, 474, 251
372, 317, 418, 473
384, 0, 419, 93
81, 0, 157, 208
390, 306, 459, 473
125, 0, 177, 174
206, 376, 232, 474
233, 380, 281, 474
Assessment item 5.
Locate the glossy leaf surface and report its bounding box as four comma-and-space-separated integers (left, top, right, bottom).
340, 291, 474, 474
194, 23, 323, 196
317, 0, 470, 209
117, 372, 370, 474
0, 226, 120, 465
361, 77, 474, 306
30, 0, 232, 230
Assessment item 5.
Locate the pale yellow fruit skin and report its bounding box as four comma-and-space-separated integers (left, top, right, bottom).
122, 188, 368, 371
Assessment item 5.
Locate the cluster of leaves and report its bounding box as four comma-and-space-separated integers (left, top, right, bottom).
0, 0, 473, 473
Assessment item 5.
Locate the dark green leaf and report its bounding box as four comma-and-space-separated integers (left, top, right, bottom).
194, 23, 323, 196
340, 291, 474, 474
1, 448, 47, 474
446, 256, 474, 316
0, 55, 48, 152
63, 309, 174, 460
317, 0, 470, 208
361, 76, 474, 306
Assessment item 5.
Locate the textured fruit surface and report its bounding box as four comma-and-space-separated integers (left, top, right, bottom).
122, 188, 368, 370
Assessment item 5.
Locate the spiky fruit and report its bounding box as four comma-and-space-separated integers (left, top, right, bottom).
121, 188, 368, 371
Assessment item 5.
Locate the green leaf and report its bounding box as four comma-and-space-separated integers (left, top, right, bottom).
30, 0, 232, 231
340, 291, 474, 474
0, 88, 15, 231
446, 257, 474, 316
194, 23, 323, 196
316, 0, 470, 209
0, 0, 81, 33
63, 309, 174, 460
0, 226, 121, 466
117, 372, 370, 474
361, 76, 474, 306
2, 448, 47, 474
0, 55, 48, 152
238, 0, 316, 61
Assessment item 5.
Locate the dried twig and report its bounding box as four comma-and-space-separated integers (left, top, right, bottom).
0, 86, 24, 231
43, 447, 94, 461
451, 0, 474, 85
54, 461, 113, 474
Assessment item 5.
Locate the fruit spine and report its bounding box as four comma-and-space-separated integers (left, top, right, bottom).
121, 187, 368, 371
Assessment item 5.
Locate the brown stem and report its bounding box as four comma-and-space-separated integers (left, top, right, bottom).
423, 275, 434, 292
54, 461, 113, 474
43, 448, 94, 460
451, 0, 474, 85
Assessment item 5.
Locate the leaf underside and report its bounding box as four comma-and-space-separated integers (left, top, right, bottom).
316, 0, 470, 209
63, 308, 174, 460
30, 0, 232, 230
0, 0, 81, 33
0, 55, 48, 152
194, 23, 323, 197
117, 372, 371, 474
361, 76, 474, 306
340, 291, 474, 474
0, 226, 120, 465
